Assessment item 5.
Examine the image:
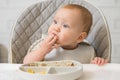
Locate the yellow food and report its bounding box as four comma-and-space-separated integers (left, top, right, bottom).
40, 71, 46, 74
27, 69, 34, 74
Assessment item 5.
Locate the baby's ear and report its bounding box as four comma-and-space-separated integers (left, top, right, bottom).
76, 32, 87, 43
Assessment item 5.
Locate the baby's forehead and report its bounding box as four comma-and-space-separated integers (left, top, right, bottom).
54, 8, 83, 21
58, 7, 82, 12
55, 7, 82, 17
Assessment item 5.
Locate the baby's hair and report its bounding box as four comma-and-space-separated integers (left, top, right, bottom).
63, 4, 92, 34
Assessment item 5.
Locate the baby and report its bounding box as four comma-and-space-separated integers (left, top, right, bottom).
23, 4, 108, 65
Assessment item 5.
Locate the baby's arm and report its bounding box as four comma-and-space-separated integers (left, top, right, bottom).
23, 34, 59, 64
91, 57, 108, 66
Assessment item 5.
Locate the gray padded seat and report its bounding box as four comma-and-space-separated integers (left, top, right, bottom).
9, 0, 111, 63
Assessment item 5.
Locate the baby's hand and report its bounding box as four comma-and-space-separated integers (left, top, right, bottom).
40, 34, 59, 55
91, 57, 108, 66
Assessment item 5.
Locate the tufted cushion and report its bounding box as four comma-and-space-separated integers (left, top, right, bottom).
9, 0, 111, 63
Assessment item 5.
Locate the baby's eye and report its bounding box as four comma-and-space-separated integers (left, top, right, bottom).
53, 20, 57, 24
63, 24, 69, 28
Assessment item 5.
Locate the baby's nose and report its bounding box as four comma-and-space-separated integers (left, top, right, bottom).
54, 26, 60, 32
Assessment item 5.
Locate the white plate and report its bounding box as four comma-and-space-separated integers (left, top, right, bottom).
17, 60, 83, 80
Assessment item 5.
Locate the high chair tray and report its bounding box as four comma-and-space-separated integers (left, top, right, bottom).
17, 60, 83, 80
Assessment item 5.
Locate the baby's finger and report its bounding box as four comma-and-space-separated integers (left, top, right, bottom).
49, 36, 57, 45
46, 34, 54, 41
97, 58, 102, 65
99, 58, 105, 66
94, 57, 99, 64
53, 44, 60, 48
51, 31, 59, 36
52, 46, 57, 49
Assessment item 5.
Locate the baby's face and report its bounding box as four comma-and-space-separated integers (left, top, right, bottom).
48, 8, 83, 48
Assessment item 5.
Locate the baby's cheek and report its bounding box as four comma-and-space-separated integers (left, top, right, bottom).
48, 26, 53, 34
59, 34, 67, 41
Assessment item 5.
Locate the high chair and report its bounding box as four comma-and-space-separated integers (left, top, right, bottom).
9, 0, 111, 63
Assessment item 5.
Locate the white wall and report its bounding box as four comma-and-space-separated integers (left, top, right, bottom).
0, 0, 120, 63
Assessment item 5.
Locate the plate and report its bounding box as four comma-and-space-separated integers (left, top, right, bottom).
17, 60, 83, 80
